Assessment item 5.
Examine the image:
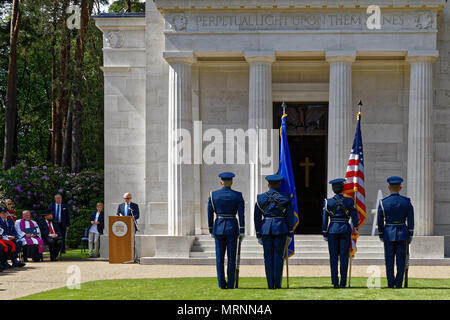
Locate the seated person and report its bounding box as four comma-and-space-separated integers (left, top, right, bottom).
15, 210, 44, 262
38, 211, 63, 261
88, 203, 104, 258
5, 199, 17, 221
0, 226, 13, 271
0, 208, 25, 268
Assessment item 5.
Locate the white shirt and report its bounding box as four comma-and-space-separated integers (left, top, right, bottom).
89, 212, 101, 234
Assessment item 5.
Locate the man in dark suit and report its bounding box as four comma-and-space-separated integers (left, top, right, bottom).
117, 192, 139, 231
39, 211, 63, 261
49, 194, 70, 253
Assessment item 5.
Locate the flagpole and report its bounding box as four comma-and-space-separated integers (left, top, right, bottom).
285, 239, 289, 289
282, 102, 290, 289
349, 101, 362, 288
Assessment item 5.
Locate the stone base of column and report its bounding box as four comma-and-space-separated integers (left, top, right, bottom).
99, 235, 195, 259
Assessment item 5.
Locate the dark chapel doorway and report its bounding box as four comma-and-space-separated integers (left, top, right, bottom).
273, 102, 328, 234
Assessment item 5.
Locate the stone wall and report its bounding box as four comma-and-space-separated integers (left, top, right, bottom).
434, 6, 450, 235
145, 2, 170, 235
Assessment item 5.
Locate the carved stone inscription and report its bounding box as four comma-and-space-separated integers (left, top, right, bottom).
165, 11, 436, 32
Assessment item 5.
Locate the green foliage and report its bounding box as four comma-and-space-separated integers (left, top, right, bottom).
0, 0, 107, 170
109, 0, 145, 13
66, 208, 91, 248
0, 162, 103, 217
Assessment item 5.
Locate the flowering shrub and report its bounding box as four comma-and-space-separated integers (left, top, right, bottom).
0, 163, 103, 219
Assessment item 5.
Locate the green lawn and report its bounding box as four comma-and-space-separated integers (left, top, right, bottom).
17, 277, 450, 300
42, 248, 102, 260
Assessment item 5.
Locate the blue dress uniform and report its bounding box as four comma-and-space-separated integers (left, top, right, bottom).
322, 179, 359, 288
208, 172, 245, 289
377, 176, 414, 288
254, 175, 295, 289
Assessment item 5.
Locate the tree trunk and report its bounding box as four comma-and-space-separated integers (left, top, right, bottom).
55, 0, 71, 166
127, 0, 132, 12
71, 0, 94, 173
3, 0, 21, 170
62, 108, 72, 168
50, 1, 58, 164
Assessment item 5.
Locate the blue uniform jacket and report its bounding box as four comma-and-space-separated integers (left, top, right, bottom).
48, 203, 71, 228
377, 193, 414, 242
208, 187, 245, 236
322, 194, 359, 236
0, 218, 17, 238
254, 188, 295, 238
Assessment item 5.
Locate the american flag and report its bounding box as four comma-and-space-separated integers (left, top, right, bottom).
343, 111, 366, 258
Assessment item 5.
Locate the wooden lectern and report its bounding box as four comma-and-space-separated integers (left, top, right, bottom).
109, 216, 135, 263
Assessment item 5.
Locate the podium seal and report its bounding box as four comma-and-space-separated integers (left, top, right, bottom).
112, 221, 128, 237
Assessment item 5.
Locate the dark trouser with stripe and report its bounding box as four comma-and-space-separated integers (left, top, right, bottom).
214, 235, 238, 289
262, 234, 287, 289
384, 240, 407, 288
328, 233, 351, 287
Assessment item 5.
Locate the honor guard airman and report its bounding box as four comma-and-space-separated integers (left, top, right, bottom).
322, 178, 359, 288
377, 176, 414, 288
208, 172, 245, 289
254, 174, 296, 289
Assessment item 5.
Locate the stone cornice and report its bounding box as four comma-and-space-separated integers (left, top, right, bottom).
163, 51, 197, 64
326, 50, 357, 64
94, 14, 145, 32
406, 50, 439, 63
154, 0, 447, 11
244, 51, 276, 64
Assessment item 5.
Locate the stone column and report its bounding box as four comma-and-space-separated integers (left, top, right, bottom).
164, 52, 197, 236
326, 51, 356, 197
245, 52, 275, 235
406, 51, 438, 236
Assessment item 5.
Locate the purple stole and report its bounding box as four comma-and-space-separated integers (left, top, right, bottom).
19, 219, 44, 254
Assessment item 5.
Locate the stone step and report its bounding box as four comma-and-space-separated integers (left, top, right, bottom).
191, 234, 385, 259
190, 245, 384, 253
189, 251, 385, 259
140, 257, 450, 266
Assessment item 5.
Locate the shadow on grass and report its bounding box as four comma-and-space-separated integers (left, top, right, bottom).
238, 286, 369, 290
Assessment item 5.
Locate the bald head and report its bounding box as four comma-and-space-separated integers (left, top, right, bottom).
22, 210, 31, 220
123, 192, 132, 204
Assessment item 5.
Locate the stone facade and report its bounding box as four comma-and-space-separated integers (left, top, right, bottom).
94, 0, 449, 259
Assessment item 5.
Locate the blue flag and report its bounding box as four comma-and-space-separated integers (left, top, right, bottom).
277, 114, 299, 258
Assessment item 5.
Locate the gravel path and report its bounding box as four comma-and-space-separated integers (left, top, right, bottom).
1, 261, 449, 300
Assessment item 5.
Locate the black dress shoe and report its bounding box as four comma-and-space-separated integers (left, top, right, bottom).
3, 262, 12, 269
333, 284, 339, 289
12, 260, 25, 267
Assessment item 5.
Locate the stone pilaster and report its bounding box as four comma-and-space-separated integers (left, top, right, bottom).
406, 51, 438, 236
326, 51, 356, 197
164, 52, 197, 236
245, 52, 275, 235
